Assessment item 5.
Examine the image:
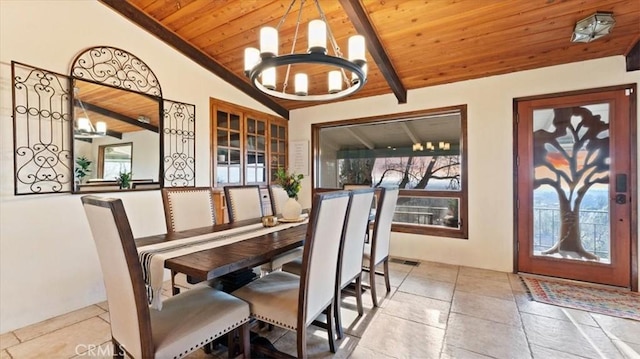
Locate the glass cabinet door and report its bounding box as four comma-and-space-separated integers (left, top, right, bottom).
215, 109, 242, 185
245, 116, 267, 184
270, 119, 287, 181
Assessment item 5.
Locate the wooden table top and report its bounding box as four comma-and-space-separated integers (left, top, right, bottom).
135, 219, 308, 282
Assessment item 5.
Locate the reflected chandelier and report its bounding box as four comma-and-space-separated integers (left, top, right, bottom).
244, 0, 368, 101
74, 87, 107, 138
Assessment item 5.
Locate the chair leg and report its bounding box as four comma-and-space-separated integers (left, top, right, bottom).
369, 264, 379, 307
326, 303, 337, 353
334, 289, 344, 340
355, 275, 364, 316
297, 326, 307, 359
227, 329, 237, 358
112, 338, 124, 358
241, 322, 251, 359
171, 270, 180, 295
383, 258, 391, 292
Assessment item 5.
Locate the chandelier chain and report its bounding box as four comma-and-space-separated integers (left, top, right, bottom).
276, 0, 297, 31
283, 0, 306, 94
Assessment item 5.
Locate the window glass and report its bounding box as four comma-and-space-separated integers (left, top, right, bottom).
314, 106, 467, 238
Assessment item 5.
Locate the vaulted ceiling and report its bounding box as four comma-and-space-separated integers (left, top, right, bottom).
100, 0, 640, 119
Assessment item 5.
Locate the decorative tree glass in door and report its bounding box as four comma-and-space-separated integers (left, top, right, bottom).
532, 104, 610, 263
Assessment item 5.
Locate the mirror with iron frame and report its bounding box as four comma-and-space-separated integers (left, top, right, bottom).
72, 79, 162, 192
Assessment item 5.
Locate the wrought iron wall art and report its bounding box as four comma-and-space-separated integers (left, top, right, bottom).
12, 62, 73, 195
11, 46, 198, 195
163, 99, 195, 187
70, 46, 162, 97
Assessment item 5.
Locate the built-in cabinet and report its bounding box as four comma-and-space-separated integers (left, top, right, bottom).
210, 98, 288, 223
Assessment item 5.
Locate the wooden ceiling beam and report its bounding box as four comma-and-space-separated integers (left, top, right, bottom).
77, 100, 159, 133
98, 0, 290, 120
626, 39, 640, 72
339, 0, 407, 104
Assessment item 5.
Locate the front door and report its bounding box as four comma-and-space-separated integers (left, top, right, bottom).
515, 85, 636, 288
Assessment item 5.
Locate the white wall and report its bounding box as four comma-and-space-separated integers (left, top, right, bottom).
0, 0, 278, 333
290, 56, 640, 285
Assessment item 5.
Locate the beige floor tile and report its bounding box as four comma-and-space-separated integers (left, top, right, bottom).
0, 332, 19, 350
13, 305, 105, 342
7, 318, 110, 359
521, 312, 624, 359
98, 312, 110, 324
514, 292, 598, 327
348, 345, 396, 359
529, 344, 587, 358
408, 263, 459, 283
358, 312, 444, 359
397, 275, 455, 302
458, 266, 510, 283
382, 291, 450, 329
451, 291, 521, 327
387, 260, 416, 273
508, 273, 528, 293
455, 275, 514, 301
0, 349, 11, 359
440, 344, 494, 359
271, 327, 358, 358
445, 312, 530, 359
591, 313, 640, 345
95, 301, 109, 311
336, 295, 380, 338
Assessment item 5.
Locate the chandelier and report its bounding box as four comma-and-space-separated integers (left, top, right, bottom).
244, 0, 368, 101
74, 87, 107, 138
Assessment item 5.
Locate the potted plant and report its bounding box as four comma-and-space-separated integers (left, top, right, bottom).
116, 171, 133, 189
274, 168, 304, 219
74, 156, 92, 184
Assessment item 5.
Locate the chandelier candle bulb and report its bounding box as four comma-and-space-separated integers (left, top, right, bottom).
260, 27, 278, 57
78, 117, 91, 132
262, 67, 276, 90
244, 47, 260, 75
328, 70, 342, 93
295, 73, 308, 96
308, 19, 327, 53
95, 121, 107, 135
348, 35, 366, 65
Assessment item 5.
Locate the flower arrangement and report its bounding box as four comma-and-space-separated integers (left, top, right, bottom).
274, 168, 304, 199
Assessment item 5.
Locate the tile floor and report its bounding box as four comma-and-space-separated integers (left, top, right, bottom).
1, 260, 639, 358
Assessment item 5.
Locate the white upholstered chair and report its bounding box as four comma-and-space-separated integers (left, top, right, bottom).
81, 195, 251, 359
161, 187, 216, 233
259, 185, 304, 274
363, 187, 399, 307
282, 188, 374, 339
224, 185, 263, 223
233, 191, 351, 358
161, 187, 218, 294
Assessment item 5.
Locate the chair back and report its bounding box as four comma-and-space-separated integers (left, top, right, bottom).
161, 187, 216, 232
268, 185, 290, 216
371, 187, 399, 265
224, 185, 263, 222
298, 191, 351, 327
339, 189, 375, 287
81, 196, 152, 358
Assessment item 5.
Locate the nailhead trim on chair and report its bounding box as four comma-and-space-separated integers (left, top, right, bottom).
251, 313, 297, 330
173, 317, 250, 359
167, 189, 216, 230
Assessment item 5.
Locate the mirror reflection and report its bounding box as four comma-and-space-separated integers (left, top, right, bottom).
73, 79, 161, 192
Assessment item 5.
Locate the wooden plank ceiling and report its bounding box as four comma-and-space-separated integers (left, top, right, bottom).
101, 0, 640, 119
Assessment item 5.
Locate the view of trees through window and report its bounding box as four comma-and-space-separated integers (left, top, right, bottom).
315, 106, 468, 238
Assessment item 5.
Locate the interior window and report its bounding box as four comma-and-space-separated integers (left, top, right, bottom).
314, 106, 468, 239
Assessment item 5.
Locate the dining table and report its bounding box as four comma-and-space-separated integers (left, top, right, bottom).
135, 217, 308, 284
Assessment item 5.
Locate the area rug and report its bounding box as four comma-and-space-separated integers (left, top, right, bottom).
520, 275, 640, 321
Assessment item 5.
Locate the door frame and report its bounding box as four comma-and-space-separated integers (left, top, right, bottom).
513, 84, 638, 291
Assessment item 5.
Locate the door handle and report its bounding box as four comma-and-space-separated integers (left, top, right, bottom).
615, 194, 627, 204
